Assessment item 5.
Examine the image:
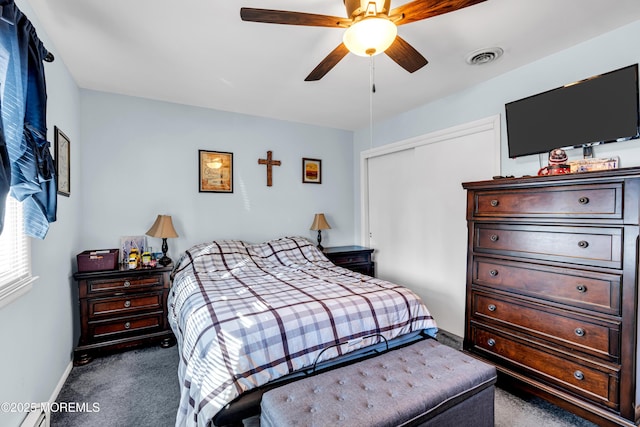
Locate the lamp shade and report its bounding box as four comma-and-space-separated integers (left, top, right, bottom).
146, 215, 179, 239
310, 213, 331, 231
343, 17, 397, 57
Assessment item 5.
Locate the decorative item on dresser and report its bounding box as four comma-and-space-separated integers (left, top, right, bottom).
462, 167, 640, 427
145, 215, 179, 266
73, 264, 175, 365
309, 213, 331, 250
324, 245, 375, 276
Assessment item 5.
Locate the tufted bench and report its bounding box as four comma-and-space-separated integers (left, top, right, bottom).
260, 338, 496, 427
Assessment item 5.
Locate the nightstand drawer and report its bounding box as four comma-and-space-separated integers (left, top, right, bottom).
324, 246, 375, 277
329, 253, 370, 265
89, 313, 164, 341
87, 273, 164, 295
88, 292, 164, 318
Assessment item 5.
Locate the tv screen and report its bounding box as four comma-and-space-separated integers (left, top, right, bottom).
506, 64, 640, 158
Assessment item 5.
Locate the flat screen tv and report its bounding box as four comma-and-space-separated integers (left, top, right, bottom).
505, 64, 640, 158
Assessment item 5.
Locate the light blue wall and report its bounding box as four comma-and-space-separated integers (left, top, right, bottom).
354, 20, 640, 241
78, 91, 355, 257
0, 1, 82, 426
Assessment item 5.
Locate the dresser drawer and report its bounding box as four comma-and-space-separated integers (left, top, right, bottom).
473, 184, 622, 219
472, 257, 621, 315
474, 224, 622, 268
88, 312, 164, 341
470, 325, 620, 409
472, 292, 620, 360
86, 273, 165, 295
88, 292, 164, 318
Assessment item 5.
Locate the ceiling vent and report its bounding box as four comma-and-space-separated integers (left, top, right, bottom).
465, 47, 503, 65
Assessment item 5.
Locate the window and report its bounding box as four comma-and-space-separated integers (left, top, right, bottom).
0, 195, 34, 307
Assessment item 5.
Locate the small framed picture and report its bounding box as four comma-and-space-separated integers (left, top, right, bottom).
54, 126, 70, 196
199, 150, 233, 193
120, 236, 148, 264
302, 158, 322, 184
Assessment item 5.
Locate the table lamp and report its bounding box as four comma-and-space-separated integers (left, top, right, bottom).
310, 213, 331, 250
146, 215, 179, 266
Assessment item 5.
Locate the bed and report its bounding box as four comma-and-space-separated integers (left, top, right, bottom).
168, 236, 438, 427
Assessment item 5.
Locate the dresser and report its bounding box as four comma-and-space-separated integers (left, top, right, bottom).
73, 265, 175, 365
462, 168, 640, 427
323, 245, 375, 276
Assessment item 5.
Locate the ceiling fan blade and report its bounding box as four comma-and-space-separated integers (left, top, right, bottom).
305, 43, 350, 81
385, 36, 428, 73
240, 8, 350, 28
391, 0, 486, 26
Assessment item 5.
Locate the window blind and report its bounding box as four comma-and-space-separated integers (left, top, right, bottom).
0, 195, 33, 303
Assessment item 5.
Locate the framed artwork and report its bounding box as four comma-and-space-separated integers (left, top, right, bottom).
120, 236, 148, 264
302, 158, 322, 184
54, 126, 70, 196
199, 150, 233, 193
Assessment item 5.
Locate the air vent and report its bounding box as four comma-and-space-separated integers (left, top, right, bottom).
465, 47, 503, 65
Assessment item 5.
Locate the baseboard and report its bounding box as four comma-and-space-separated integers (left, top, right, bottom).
436, 329, 463, 350
49, 360, 73, 403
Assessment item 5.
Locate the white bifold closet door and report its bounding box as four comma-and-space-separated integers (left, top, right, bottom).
365, 117, 499, 336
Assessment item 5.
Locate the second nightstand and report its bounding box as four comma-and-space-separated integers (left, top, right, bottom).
323, 245, 375, 277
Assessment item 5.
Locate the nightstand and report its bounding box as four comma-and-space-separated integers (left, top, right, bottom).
323, 245, 375, 276
73, 264, 175, 365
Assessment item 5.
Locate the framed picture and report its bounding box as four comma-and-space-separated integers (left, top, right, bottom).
54, 126, 70, 196
120, 236, 148, 264
199, 150, 233, 193
302, 158, 322, 184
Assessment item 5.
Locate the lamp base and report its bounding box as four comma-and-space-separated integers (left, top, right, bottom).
159, 256, 172, 267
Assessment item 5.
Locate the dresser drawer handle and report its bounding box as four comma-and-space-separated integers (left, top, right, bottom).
577, 240, 589, 248
123, 281, 131, 288
576, 284, 587, 293
124, 322, 131, 329
578, 197, 590, 205
490, 199, 499, 207
574, 327, 585, 337
489, 269, 499, 277
487, 338, 496, 347
490, 234, 499, 242
574, 370, 584, 381
488, 304, 497, 312
124, 300, 131, 308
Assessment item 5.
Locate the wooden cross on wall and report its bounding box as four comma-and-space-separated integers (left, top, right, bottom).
258, 150, 281, 187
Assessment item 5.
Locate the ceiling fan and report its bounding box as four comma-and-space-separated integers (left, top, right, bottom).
240, 0, 486, 81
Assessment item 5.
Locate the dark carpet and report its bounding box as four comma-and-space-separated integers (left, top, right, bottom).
51, 345, 597, 427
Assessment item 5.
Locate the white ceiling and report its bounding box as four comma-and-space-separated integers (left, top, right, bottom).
25, 0, 640, 130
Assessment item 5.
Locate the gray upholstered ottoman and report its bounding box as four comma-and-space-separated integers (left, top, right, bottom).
260, 338, 496, 427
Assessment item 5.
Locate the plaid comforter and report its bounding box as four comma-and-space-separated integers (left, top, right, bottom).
168, 236, 438, 427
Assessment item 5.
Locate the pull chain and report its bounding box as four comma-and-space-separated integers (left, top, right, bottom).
369, 55, 375, 150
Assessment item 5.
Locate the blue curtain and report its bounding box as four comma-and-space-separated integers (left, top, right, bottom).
0, 0, 56, 238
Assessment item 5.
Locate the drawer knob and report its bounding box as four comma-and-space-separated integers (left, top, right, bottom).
124, 322, 131, 329
490, 199, 499, 207
577, 240, 589, 249
578, 197, 590, 205
488, 304, 497, 312
573, 370, 584, 381
489, 269, 499, 277
123, 281, 131, 288
576, 284, 587, 293
487, 338, 496, 347
490, 234, 499, 242
574, 327, 585, 337
124, 300, 131, 308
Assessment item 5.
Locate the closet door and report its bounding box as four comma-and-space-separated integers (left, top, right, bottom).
365, 122, 497, 336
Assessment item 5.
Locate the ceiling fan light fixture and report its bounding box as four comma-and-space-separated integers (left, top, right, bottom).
343, 17, 397, 57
